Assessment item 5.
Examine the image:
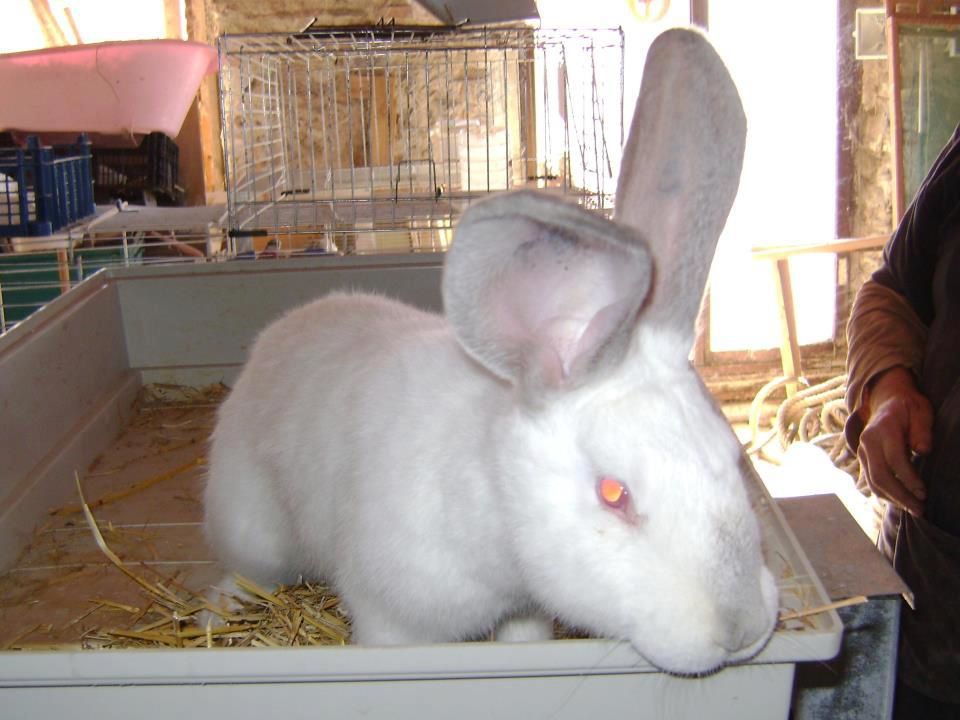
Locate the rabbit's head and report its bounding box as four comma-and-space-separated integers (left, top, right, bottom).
443, 29, 777, 675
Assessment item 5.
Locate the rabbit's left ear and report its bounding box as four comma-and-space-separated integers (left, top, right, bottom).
615, 28, 746, 348
444, 190, 651, 393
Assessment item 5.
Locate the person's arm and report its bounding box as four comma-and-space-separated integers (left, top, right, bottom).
845, 278, 932, 516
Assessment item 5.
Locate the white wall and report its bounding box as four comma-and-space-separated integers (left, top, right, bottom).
708, 3, 839, 351
539, 0, 840, 353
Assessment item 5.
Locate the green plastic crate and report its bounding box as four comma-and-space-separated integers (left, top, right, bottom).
0, 242, 143, 329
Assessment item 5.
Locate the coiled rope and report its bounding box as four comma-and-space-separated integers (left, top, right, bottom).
746, 374, 859, 476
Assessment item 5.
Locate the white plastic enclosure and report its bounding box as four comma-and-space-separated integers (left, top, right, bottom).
0, 257, 841, 719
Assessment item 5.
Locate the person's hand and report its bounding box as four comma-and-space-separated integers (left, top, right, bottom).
857, 366, 933, 516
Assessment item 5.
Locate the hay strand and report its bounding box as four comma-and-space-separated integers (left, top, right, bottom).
778, 595, 868, 623
54, 459, 205, 516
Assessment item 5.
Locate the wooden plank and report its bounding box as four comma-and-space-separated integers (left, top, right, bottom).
751, 234, 887, 261
777, 494, 910, 601
55, 248, 69, 294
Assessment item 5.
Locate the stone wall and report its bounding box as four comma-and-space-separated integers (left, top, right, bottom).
835, 1, 895, 357
199, 0, 438, 36
841, 53, 891, 343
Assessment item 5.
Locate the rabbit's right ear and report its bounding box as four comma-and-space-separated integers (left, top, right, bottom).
444, 190, 652, 394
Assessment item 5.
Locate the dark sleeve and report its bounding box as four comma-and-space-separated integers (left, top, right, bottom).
873, 124, 960, 325
845, 278, 927, 455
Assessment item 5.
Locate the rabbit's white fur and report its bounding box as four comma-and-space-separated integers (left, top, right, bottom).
205, 28, 778, 675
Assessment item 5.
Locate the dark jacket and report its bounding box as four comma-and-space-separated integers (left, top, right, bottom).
846, 124, 960, 703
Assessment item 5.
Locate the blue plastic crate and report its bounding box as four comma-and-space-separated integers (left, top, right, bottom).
0, 135, 96, 238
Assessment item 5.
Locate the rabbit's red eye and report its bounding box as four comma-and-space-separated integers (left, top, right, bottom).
598, 476, 629, 509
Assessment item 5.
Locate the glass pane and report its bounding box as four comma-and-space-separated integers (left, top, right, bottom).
898, 24, 960, 208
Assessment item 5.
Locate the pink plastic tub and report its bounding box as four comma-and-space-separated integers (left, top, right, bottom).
0, 40, 217, 145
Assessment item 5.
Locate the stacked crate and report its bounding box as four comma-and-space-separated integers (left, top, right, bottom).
0, 134, 95, 238
90, 132, 180, 204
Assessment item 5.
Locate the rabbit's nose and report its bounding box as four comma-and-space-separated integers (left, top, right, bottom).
714, 625, 748, 654
712, 609, 768, 656
718, 569, 779, 657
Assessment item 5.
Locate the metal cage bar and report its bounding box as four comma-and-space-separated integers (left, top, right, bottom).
218, 25, 625, 255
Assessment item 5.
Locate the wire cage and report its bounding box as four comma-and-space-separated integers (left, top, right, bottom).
218, 24, 625, 254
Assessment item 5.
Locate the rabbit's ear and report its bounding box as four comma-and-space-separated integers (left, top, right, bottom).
615, 28, 746, 347
444, 190, 651, 392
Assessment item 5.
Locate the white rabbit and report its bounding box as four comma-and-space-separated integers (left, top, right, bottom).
204, 28, 778, 676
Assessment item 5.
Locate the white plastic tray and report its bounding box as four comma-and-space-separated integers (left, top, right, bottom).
0, 257, 841, 719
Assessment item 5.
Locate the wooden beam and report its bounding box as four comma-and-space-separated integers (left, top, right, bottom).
184, 0, 225, 201
772, 258, 802, 396
163, 0, 185, 39
30, 0, 68, 47
62, 6, 83, 44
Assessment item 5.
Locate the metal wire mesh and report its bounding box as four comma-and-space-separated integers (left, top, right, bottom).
0, 205, 228, 333
219, 25, 625, 254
